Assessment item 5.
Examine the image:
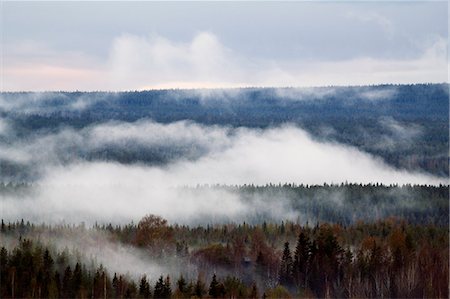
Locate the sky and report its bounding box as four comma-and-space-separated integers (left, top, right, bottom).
1, 1, 448, 91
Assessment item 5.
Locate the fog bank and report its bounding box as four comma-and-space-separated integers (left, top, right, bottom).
1, 123, 444, 225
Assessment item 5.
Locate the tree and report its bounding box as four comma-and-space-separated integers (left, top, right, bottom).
0, 247, 8, 298
136, 214, 174, 256
112, 273, 120, 298
139, 275, 151, 298
153, 275, 171, 298
164, 275, 172, 298
72, 262, 82, 297
208, 274, 224, 298
153, 276, 165, 299
279, 242, 293, 286
292, 232, 311, 288
176, 275, 186, 293
194, 277, 206, 298
62, 266, 73, 298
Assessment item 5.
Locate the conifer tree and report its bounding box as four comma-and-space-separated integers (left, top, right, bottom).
195, 277, 206, 298
164, 275, 172, 298
153, 276, 165, 298
292, 232, 311, 287
176, 275, 187, 294
279, 242, 293, 286
139, 275, 151, 298
208, 274, 221, 298
62, 266, 72, 298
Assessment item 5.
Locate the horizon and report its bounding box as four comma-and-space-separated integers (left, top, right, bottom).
2, 1, 448, 91
1, 82, 448, 94
1, 2, 449, 297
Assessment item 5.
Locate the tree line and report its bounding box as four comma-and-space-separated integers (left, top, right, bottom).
1, 215, 448, 298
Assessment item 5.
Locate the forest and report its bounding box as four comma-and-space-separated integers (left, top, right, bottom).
1, 84, 449, 180
1, 214, 448, 298
1, 183, 448, 226
0, 84, 448, 298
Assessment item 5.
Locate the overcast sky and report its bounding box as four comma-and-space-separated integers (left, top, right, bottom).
1, 1, 448, 91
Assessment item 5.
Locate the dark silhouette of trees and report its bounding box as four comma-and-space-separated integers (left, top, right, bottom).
292, 231, 311, 289
279, 242, 293, 287
0, 215, 448, 298
153, 275, 171, 299
208, 274, 224, 298
139, 275, 151, 298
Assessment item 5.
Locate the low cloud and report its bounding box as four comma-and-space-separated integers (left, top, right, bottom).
356, 117, 425, 152
0, 92, 118, 114
108, 33, 448, 90
1, 229, 190, 282
0, 120, 444, 225
358, 87, 397, 101
0, 120, 233, 173
3, 33, 447, 91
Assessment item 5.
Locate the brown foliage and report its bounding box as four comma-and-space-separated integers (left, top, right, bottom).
135, 214, 174, 255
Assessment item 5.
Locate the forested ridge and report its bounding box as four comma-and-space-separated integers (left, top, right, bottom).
1, 84, 448, 298
1, 84, 448, 178
1, 183, 448, 226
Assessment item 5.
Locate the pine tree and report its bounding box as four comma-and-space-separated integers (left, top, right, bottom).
279, 242, 293, 286
112, 273, 119, 298
139, 275, 151, 298
54, 271, 61, 297
176, 275, 187, 294
195, 277, 206, 298
0, 247, 8, 296
62, 266, 73, 298
72, 262, 82, 297
41, 249, 54, 298
208, 274, 221, 298
43, 249, 54, 270
292, 232, 311, 288
153, 276, 165, 298
163, 275, 172, 298
125, 281, 138, 298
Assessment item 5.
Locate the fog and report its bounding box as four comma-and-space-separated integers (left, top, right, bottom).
0, 119, 444, 225
4, 30, 447, 91
0, 92, 118, 114
0, 85, 400, 117
1, 229, 195, 282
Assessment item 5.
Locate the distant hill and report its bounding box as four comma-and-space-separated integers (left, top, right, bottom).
0, 83, 448, 178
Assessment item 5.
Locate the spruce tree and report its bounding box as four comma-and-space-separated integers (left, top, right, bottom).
139, 275, 151, 298
195, 277, 206, 298
62, 266, 72, 298
208, 274, 221, 298
176, 275, 187, 294
153, 276, 165, 298
163, 275, 172, 298
279, 242, 293, 286
292, 232, 311, 287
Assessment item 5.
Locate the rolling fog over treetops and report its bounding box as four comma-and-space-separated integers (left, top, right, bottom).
0, 84, 448, 179
1, 1, 449, 297
0, 84, 448, 227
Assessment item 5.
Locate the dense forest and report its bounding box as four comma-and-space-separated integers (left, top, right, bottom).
1, 84, 449, 180
1, 84, 448, 298
1, 183, 448, 226
1, 215, 448, 298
